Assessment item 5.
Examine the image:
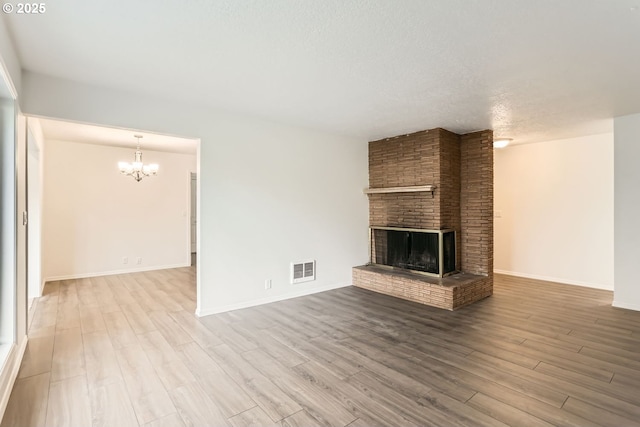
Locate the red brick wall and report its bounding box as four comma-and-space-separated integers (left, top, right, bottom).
460, 130, 494, 276
369, 129, 439, 189
438, 129, 462, 269
369, 129, 440, 229
366, 127, 493, 277
359, 127, 494, 310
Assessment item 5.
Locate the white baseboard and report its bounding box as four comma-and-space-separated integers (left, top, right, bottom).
493, 269, 612, 291
612, 300, 640, 312
44, 262, 191, 283
195, 281, 351, 317
0, 336, 28, 421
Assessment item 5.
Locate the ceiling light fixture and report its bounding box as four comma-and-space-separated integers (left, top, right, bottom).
118, 134, 159, 182
493, 138, 512, 149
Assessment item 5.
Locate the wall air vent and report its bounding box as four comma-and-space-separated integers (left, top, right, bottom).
291, 260, 315, 284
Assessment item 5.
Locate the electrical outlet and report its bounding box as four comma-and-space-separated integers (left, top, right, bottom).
122, 257, 128, 264
136, 257, 142, 265
265, 279, 272, 290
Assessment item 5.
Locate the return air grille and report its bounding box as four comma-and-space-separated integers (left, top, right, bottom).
291, 260, 315, 284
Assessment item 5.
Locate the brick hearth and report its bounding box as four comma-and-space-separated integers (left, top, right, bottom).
353, 265, 493, 311
353, 128, 493, 310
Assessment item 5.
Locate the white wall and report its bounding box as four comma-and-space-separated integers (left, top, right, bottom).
494, 133, 614, 290
27, 121, 44, 299
42, 139, 196, 280
14, 113, 27, 341
0, 98, 16, 346
0, 92, 20, 426
0, 17, 20, 97
203, 124, 368, 313
614, 113, 640, 311
24, 72, 370, 315
0, 38, 27, 417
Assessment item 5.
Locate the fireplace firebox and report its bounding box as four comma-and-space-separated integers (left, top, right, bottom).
370, 227, 456, 278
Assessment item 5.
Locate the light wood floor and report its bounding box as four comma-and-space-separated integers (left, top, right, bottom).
2, 269, 640, 427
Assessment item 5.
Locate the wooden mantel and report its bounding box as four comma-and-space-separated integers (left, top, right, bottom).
363, 185, 436, 195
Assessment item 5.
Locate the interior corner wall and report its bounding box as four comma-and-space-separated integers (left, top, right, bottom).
614, 114, 640, 310
42, 140, 197, 280
24, 72, 369, 315
494, 132, 614, 290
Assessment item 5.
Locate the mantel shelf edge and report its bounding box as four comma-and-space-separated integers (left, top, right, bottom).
363, 185, 436, 196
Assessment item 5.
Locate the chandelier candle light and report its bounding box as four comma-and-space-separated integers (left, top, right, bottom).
118, 134, 159, 182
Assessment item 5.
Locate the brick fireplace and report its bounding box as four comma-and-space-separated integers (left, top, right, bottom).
352, 128, 493, 310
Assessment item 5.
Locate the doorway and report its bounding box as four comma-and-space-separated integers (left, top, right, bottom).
34, 118, 198, 281
26, 124, 42, 308
190, 172, 197, 266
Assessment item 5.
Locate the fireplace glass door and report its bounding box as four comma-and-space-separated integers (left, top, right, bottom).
371, 227, 456, 277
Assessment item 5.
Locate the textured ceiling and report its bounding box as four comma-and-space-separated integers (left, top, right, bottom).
5, 0, 640, 144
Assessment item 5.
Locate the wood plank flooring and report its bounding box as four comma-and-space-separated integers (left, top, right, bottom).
2, 269, 640, 426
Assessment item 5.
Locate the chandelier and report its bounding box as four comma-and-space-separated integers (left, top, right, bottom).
118, 134, 159, 182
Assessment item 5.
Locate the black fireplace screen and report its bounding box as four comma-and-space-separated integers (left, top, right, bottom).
372, 228, 456, 277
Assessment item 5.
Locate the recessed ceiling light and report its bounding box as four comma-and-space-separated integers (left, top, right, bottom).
493, 138, 512, 148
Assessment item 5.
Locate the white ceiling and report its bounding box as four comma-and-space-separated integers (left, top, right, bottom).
36, 118, 198, 154
5, 1, 640, 144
